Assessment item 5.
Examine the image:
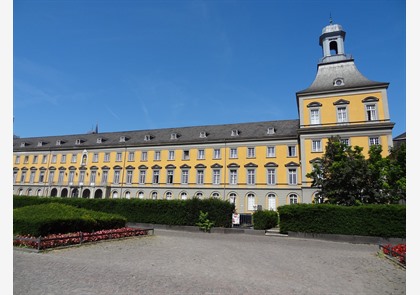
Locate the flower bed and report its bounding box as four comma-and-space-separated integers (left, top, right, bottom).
379, 243, 406, 266
13, 227, 153, 251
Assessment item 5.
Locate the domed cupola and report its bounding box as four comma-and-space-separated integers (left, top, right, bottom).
319, 18, 350, 64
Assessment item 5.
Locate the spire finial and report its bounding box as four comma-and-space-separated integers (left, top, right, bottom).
329, 13, 333, 25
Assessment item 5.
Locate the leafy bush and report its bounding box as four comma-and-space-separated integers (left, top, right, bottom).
13, 203, 127, 236
252, 210, 278, 230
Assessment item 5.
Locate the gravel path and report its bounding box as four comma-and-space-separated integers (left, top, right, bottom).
14, 229, 405, 295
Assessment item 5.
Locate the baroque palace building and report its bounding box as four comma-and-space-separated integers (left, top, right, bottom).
13, 21, 394, 214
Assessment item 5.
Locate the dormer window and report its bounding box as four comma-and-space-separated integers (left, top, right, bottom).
170, 133, 178, 140
37, 141, 45, 147
96, 137, 102, 143
56, 140, 62, 146
199, 131, 207, 138
333, 78, 344, 86
75, 139, 82, 145
231, 129, 239, 137
20, 142, 27, 148
119, 136, 126, 142
267, 127, 275, 135
144, 135, 151, 141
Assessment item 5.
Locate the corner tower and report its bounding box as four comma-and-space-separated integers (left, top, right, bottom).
296, 20, 395, 203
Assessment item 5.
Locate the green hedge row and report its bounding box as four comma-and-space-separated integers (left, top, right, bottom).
278, 204, 406, 238
14, 203, 127, 236
252, 210, 278, 230
13, 196, 235, 228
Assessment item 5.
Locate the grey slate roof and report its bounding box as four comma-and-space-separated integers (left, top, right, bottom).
296, 60, 388, 95
13, 119, 300, 151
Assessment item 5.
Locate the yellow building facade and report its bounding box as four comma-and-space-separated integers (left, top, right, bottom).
13, 21, 395, 213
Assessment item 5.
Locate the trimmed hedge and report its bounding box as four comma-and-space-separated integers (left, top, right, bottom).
13, 196, 235, 228
252, 210, 278, 230
14, 203, 127, 236
278, 204, 406, 238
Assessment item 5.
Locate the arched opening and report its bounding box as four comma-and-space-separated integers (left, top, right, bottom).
112, 191, 118, 199
289, 193, 299, 204
329, 41, 338, 55
138, 191, 144, 199
247, 193, 256, 211
267, 193, 276, 211
165, 191, 172, 200
125, 191, 131, 199
27, 189, 32, 196
94, 189, 103, 199
61, 188, 68, 198
50, 188, 58, 197
36, 189, 42, 196
82, 189, 90, 199
17, 188, 23, 196
71, 188, 79, 198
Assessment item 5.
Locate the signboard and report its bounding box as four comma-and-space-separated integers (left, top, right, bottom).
232, 213, 240, 225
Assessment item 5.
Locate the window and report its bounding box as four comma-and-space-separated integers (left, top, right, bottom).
125, 191, 131, 199
267, 146, 275, 157
168, 150, 175, 160
68, 171, 74, 184
42, 155, 47, 164
166, 170, 174, 184
141, 151, 148, 161
58, 171, 64, 184
196, 192, 203, 199
29, 171, 36, 183
166, 192, 172, 200
93, 153, 99, 163
181, 192, 187, 200
152, 192, 158, 199
97, 138, 103, 143
126, 170, 133, 184
213, 149, 221, 159
33, 155, 38, 164
337, 106, 348, 123
289, 194, 298, 204
119, 136, 126, 142
247, 194, 256, 211
116, 152, 122, 162
247, 169, 255, 185
39, 171, 45, 183
229, 169, 237, 185
104, 153, 110, 162
310, 109, 320, 124
183, 150, 190, 160
288, 146, 296, 157
101, 171, 108, 184
170, 133, 178, 140
15, 156, 20, 164
153, 170, 159, 184
369, 137, 380, 146
154, 151, 161, 161
113, 170, 120, 184
312, 140, 322, 152
199, 131, 207, 138
247, 147, 255, 158
60, 154, 66, 163
138, 191, 144, 199
340, 138, 350, 146
213, 169, 221, 185
71, 154, 77, 163
230, 148, 237, 159
139, 170, 146, 184
13, 171, 17, 183
267, 127, 275, 135
20, 171, 26, 183
268, 194, 276, 211
229, 193, 236, 204
267, 168, 276, 185
197, 149, 205, 160
288, 168, 297, 185
90, 171, 97, 185
78, 171, 85, 184
51, 155, 57, 163
366, 104, 377, 121
231, 129, 239, 136
181, 170, 189, 184
128, 152, 135, 162
197, 170, 204, 184
212, 192, 219, 198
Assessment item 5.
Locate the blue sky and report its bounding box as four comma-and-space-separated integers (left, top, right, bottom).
13, 0, 406, 138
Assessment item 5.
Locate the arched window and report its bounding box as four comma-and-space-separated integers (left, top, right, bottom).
247, 194, 256, 211
138, 191, 144, 199
289, 193, 298, 204
125, 191, 131, 199
112, 191, 118, 199
151, 192, 158, 200
166, 191, 172, 200
181, 192, 187, 200
267, 194, 276, 211
229, 193, 236, 204
212, 192, 220, 198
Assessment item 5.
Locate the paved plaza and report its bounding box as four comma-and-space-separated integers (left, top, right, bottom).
14, 229, 406, 295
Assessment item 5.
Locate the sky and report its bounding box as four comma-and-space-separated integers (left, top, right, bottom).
12, 0, 406, 139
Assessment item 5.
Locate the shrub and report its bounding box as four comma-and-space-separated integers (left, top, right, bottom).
252, 210, 278, 230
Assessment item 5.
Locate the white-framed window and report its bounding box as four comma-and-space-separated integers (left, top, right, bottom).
197, 149, 205, 160
125, 191, 131, 199
312, 140, 322, 152
139, 170, 146, 184
141, 151, 148, 161
71, 154, 77, 163
369, 137, 380, 146
212, 192, 220, 198
58, 171, 64, 184
230, 148, 237, 159
101, 170, 108, 184
24, 156, 29, 164
229, 169, 237, 185
68, 171, 74, 184
15, 156, 20, 164
310, 109, 320, 124
247, 169, 255, 185
213, 149, 221, 159
337, 106, 348, 123
116, 152, 122, 162
78, 171, 85, 184
268, 194, 276, 211
33, 155, 38, 164
113, 170, 120, 184
181, 170, 189, 184
340, 138, 350, 146
104, 153, 110, 162
128, 152, 135, 162
166, 170, 174, 184
29, 171, 36, 183
38, 171, 45, 183
126, 170, 133, 184
366, 104, 377, 121
181, 192, 188, 200
90, 170, 97, 185
229, 193, 236, 204
48, 171, 55, 184
288, 168, 297, 185
153, 170, 160, 184
196, 192, 203, 199
267, 168, 276, 185
152, 192, 158, 199
42, 155, 48, 164
197, 170, 204, 184
20, 171, 27, 183
166, 192, 172, 200
247, 147, 255, 158
138, 191, 144, 199
13, 171, 18, 183
289, 193, 298, 204
168, 150, 175, 160
288, 146, 296, 157
183, 150, 190, 160
51, 155, 57, 163
154, 151, 161, 161
213, 169, 221, 185
247, 194, 256, 211
267, 146, 275, 157
267, 127, 275, 135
